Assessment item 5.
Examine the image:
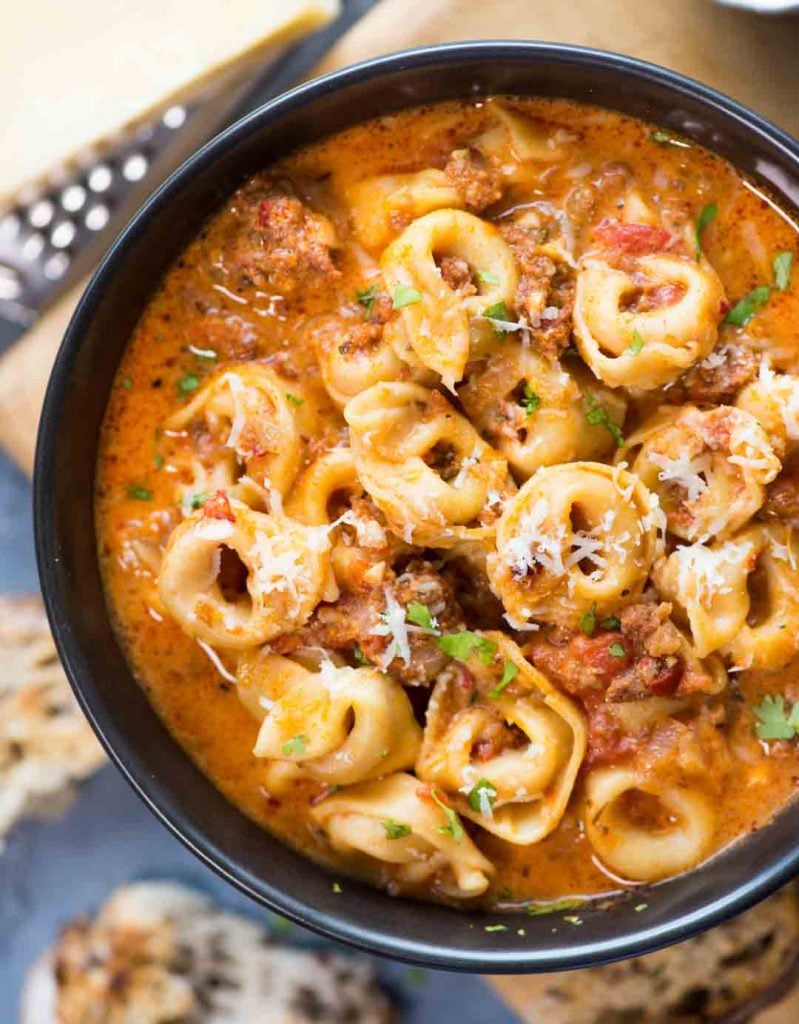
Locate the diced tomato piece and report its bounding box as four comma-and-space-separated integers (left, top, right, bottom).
257, 199, 272, 227
594, 219, 672, 255
649, 658, 685, 697
203, 490, 235, 522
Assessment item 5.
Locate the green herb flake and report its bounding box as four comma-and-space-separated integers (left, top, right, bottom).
352, 644, 372, 666
525, 897, 587, 917
185, 491, 208, 511
381, 818, 412, 840
695, 202, 718, 260
282, 734, 308, 757
468, 778, 497, 817
438, 630, 497, 666
127, 485, 153, 501
650, 129, 688, 148
120, 377, 133, 390
753, 694, 799, 741
579, 602, 597, 636
285, 393, 304, 407
484, 924, 507, 933
406, 601, 439, 634
608, 641, 627, 658
332, 881, 342, 894
600, 615, 621, 630
586, 395, 624, 447
725, 285, 770, 327
154, 453, 165, 470
392, 284, 422, 309
478, 270, 501, 285
178, 374, 200, 395
627, 329, 644, 356
521, 384, 541, 416
429, 788, 465, 844
488, 660, 519, 699
483, 300, 511, 336
356, 284, 379, 313
774, 250, 794, 292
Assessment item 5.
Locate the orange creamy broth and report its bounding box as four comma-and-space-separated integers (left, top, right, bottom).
96, 96, 799, 909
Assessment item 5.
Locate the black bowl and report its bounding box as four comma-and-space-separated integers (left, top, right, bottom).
35, 42, 799, 972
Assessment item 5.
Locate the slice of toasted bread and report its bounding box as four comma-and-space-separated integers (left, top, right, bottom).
0, 595, 104, 842
21, 880, 393, 1023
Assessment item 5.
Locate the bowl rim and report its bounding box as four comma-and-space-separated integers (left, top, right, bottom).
34, 40, 799, 972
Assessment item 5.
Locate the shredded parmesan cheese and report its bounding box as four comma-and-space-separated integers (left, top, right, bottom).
370, 589, 412, 668
649, 450, 709, 504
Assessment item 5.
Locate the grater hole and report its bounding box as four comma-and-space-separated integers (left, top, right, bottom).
50, 221, 76, 249
0, 214, 21, 241
21, 234, 45, 260
61, 185, 87, 212
0, 266, 22, 301
85, 204, 110, 231
89, 165, 113, 193
29, 200, 55, 228
44, 252, 70, 280
123, 154, 148, 182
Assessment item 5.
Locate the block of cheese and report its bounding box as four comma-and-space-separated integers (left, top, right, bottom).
3, 0, 338, 202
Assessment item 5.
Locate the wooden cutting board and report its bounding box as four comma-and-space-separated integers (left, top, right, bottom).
3, 2, 799, 1019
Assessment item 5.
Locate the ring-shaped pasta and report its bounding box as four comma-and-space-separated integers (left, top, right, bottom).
237, 652, 421, 785
458, 342, 627, 481
416, 633, 586, 845
285, 448, 391, 591
345, 382, 515, 547
380, 209, 518, 390
736, 364, 799, 461
166, 365, 306, 501
585, 765, 716, 882
632, 406, 780, 542
475, 99, 567, 179
344, 170, 462, 252
573, 253, 725, 389
158, 499, 334, 648
311, 772, 493, 898
488, 462, 658, 627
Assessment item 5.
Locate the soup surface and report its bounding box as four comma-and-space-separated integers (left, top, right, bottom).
96, 97, 799, 910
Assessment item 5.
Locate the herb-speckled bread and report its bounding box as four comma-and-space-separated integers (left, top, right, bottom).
20, 881, 393, 1023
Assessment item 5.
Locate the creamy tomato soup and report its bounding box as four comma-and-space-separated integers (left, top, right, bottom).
96, 97, 799, 910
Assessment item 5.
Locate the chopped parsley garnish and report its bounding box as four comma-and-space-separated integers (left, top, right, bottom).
185, 491, 208, 511
352, 644, 372, 666
725, 285, 770, 327
381, 818, 412, 840
753, 695, 799, 741
627, 329, 644, 356
695, 202, 718, 260
579, 602, 597, 636
356, 284, 379, 313
392, 284, 422, 309
650, 129, 688, 148
600, 615, 621, 630
586, 395, 624, 447
484, 924, 507, 933
478, 270, 501, 285
774, 250, 794, 292
468, 778, 497, 817
429, 788, 465, 843
154, 453, 165, 470
127, 485, 153, 501
483, 300, 511, 336
285, 393, 304, 407
525, 897, 587, 916
406, 601, 439, 634
608, 641, 626, 658
521, 384, 541, 416
438, 630, 497, 666
488, 660, 518, 699
282, 734, 308, 757
120, 377, 133, 390
178, 373, 199, 395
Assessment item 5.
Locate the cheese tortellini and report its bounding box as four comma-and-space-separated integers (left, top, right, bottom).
416, 634, 586, 845
166, 365, 308, 503
574, 252, 725, 389
381, 209, 518, 390
311, 772, 493, 898
458, 342, 626, 480
158, 499, 334, 648
632, 406, 780, 542
488, 462, 659, 627
585, 765, 716, 882
736, 363, 799, 460
657, 524, 799, 669
345, 382, 515, 547
237, 652, 421, 784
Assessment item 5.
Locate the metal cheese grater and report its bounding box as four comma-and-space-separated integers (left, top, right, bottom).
0, 0, 373, 341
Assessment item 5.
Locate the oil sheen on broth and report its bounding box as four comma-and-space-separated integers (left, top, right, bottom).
95, 97, 799, 910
